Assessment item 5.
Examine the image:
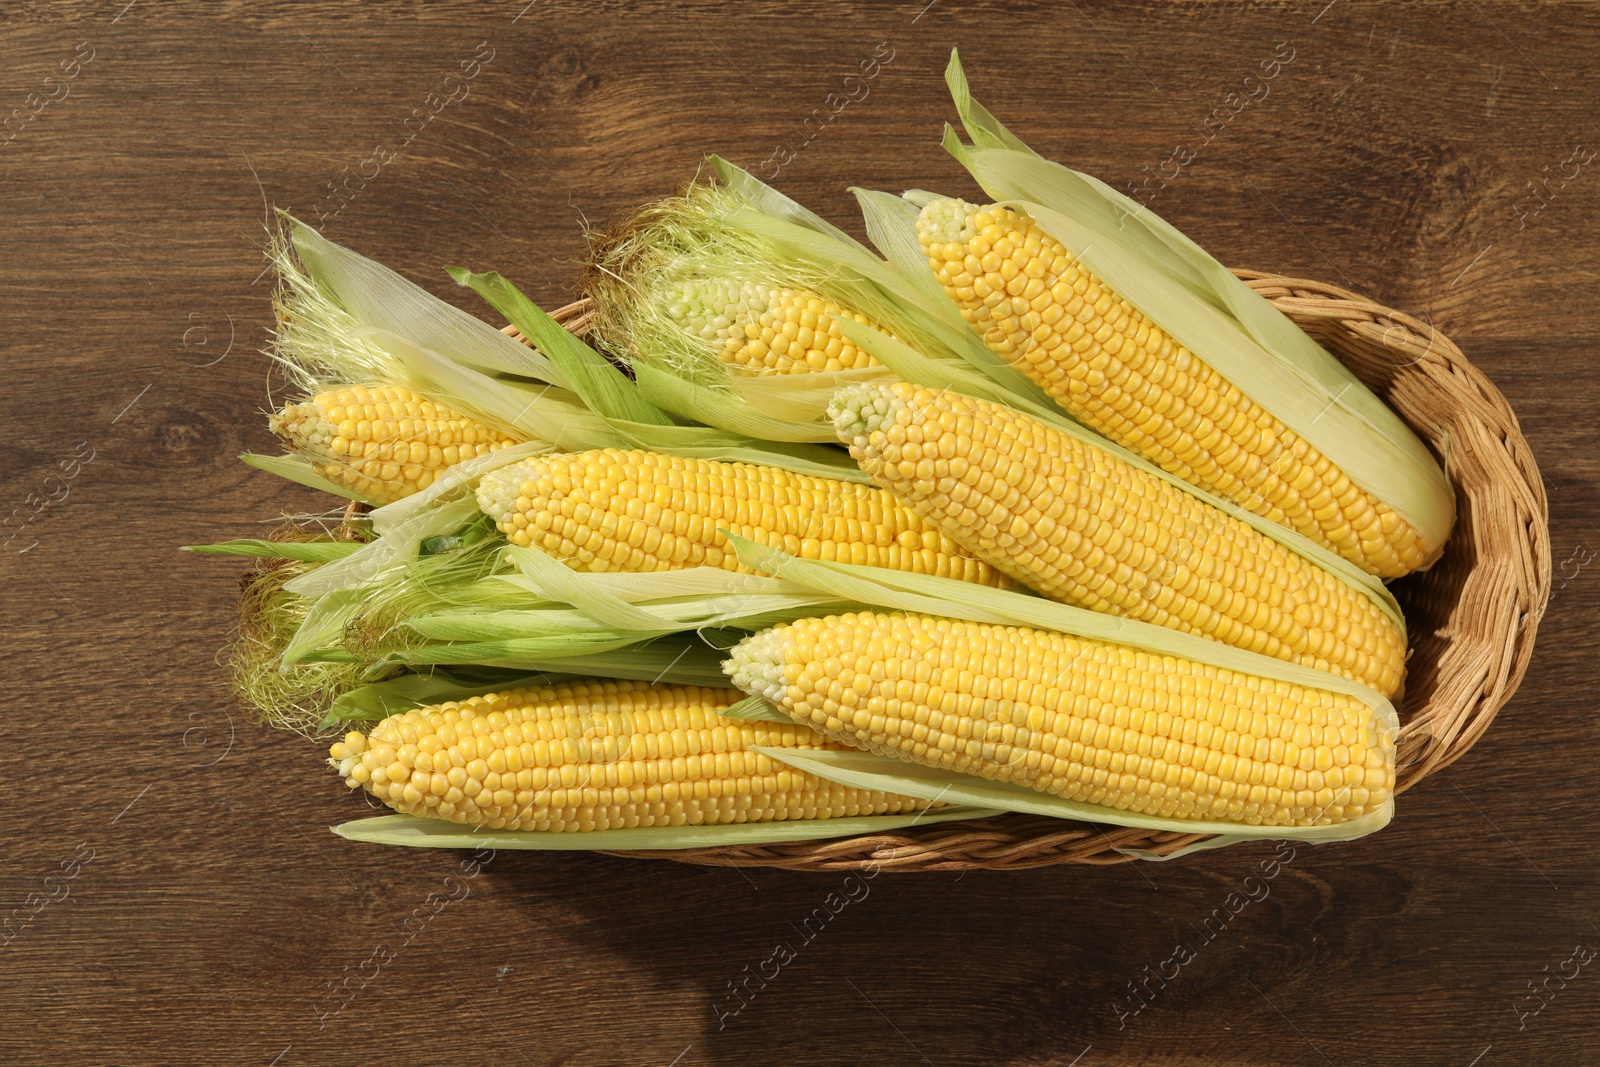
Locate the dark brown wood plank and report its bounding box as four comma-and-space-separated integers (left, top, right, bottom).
3, 2, 1596, 1064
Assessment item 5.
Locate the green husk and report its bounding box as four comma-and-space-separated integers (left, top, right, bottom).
612, 408, 870, 480
187, 538, 363, 563
212, 523, 684, 733
753, 748, 1392, 854
270, 217, 603, 453
281, 213, 569, 389
332, 805, 1000, 851
239, 453, 381, 505
934, 50, 1454, 559
446, 267, 674, 429
365, 634, 733, 687
221, 515, 865, 733
323, 668, 583, 726
718, 695, 794, 723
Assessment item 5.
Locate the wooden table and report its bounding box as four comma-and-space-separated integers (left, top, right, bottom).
4, 2, 1593, 1064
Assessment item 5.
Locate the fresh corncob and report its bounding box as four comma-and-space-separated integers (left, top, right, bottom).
270, 383, 521, 504
475, 447, 1007, 586
917, 198, 1438, 579
829, 381, 1406, 696
728, 611, 1395, 827
665, 279, 884, 374
328, 678, 929, 830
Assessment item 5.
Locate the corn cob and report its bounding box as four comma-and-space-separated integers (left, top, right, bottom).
328, 678, 929, 830
917, 198, 1438, 579
728, 611, 1395, 827
829, 381, 1405, 696
475, 447, 1007, 586
665, 279, 884, 374
270, 384, 520, 504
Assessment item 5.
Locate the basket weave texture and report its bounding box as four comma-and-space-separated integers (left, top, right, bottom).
507, 272, 1550, 870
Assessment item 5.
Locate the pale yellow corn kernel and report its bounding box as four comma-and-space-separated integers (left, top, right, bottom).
269, 384, 521, 505
829, 381, 1406, 697
664, 279, 884, 374
727, 611, 1395, 827
327, 679, 928, 831
475, 448, 1009, 587
916, 198, 1437, 579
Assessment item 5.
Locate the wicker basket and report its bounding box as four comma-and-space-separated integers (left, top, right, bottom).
500, 272, 1550, 870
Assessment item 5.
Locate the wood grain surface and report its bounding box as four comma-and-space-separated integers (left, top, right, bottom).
2, 2, 1595, 1064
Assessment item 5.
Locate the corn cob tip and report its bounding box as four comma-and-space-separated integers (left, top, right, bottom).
328, 730, 373, 787
664, 278, 771, 347
723, 632, 791, 707
474, 461, 529, 526
268, 401, 316, 451
914, 196, 982, 246
826, 381, 900, 446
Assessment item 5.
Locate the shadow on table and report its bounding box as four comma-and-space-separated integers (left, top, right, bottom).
466, 838, 1340, 1067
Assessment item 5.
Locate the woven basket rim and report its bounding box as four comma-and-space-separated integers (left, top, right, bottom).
482, 272, 1549, 869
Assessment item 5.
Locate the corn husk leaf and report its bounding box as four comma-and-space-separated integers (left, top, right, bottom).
719, 695, 794, 723
281, 442, 547, 598
240, 453, 381, 505
323, 669, 583, 725
726, 365, 896, 425
938, 50, 1454, 557
187, 538, 362, 563
255, 524, 854, 724
348, 325, 616, 452
754, 747, 1393, 847
709, 155, 875, 252
607, 402, 867, 480
447, 267, 676, 428
332, 804, 1000, 851
373, 632, 733, 685
282, 496, 481, 600
497, 564, 806, 603
630, 359, 838, 444
285, 214, 571, 389
279, 585, 366, 666
504, 544, 682, 631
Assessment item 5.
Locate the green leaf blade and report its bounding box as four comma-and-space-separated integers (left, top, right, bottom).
449, 267, 675, 428
332, 805, 1000, 851
753, 747, 1393, 847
